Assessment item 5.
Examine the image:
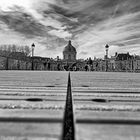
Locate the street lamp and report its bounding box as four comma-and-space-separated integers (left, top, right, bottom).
31, 43, 35, 57
105, 44, 109, 72
31, 43, 35, 70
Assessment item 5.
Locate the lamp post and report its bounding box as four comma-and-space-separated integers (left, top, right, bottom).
105, 44, 109, 72
31, 43, 35, 57
6, 57, 9, 70
31, 43, 35, 70
133, 54, 136, 72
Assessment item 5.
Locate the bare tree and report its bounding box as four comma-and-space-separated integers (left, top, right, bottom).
0, 44, 31, 58
24, 45, 31, 56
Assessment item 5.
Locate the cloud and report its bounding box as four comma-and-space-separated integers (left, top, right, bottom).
0, 0, 31, 11
0, 2, 69, 56
73, 1, 140, 58
0, 0, 140, 58
48, 29, 72, 38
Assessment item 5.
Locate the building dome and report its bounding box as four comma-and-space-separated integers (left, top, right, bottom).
63, 40, 76, 53
63, 40, 77, 61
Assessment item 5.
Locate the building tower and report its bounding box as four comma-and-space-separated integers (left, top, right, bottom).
63, 40, 77, 61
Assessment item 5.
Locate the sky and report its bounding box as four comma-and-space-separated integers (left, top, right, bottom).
0, 0, 140, 59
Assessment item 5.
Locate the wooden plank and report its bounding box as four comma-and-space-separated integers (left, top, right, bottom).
76, 124, 140, 140
0, 71, 140, 140
0, 109, 63, 119
0, 122, 61, 139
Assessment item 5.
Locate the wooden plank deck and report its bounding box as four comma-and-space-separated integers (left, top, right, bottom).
0, 71, 140, 140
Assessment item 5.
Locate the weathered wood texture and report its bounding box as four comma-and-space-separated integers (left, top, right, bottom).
0, 71, 140, 140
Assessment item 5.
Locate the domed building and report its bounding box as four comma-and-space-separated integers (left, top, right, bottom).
63, 40, 77, 61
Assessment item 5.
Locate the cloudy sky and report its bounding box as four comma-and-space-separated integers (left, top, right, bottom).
0, 0, 140, 59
